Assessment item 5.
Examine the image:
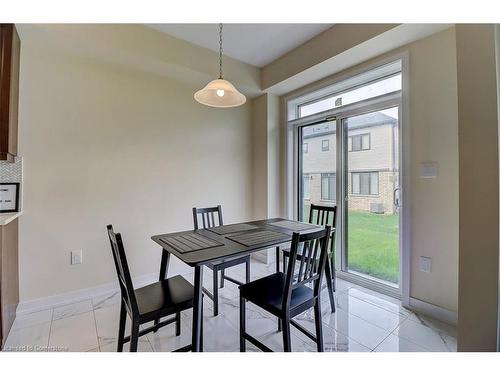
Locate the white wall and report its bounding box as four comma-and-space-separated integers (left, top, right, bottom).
408, 27, 459, 313
251, 93, 282, 220
17, 43, 254, 302
456, 24, 499, 351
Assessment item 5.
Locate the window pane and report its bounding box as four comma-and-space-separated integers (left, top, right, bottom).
360, 173, 369, 195
329, 174, 336, 200
303, 175, 311, 199
300, 121, 336, 221
321, 175, 329, 200
370, 172, 379, 194
345, 106, 400, 286
352, 136, 361, 151
303, 143, 308, 153
298, 73, 402, 118
352, 173, 360, 194
362, 134, 370, 150
348, 136, 352, 151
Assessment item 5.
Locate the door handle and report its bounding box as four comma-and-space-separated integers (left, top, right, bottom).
393, 187, 401, 208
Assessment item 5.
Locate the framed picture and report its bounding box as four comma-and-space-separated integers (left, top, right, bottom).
0, 182, 20, 213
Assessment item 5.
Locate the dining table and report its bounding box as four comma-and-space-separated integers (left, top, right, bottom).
151, 217, 322, 352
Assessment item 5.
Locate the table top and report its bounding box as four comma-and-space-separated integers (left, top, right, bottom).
151, 218, 322, 267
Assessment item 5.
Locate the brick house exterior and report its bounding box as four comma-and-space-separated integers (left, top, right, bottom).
302, 112, 398, 214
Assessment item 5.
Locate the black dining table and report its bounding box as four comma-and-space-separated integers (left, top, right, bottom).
151, 217, 322, 352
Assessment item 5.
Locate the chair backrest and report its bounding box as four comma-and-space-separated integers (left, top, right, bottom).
309, 204, 337, 254
283, 225, 332, 310
106, 225, 138, 314
192, 205, 224, 229
308, 204, 337, 227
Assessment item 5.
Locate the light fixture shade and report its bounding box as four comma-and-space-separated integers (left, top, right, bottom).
194, 79, 246, 108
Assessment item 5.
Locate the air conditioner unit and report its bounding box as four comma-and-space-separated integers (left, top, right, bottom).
370, 202, 384, 214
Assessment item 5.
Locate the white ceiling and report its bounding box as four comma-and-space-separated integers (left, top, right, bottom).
148, 24, 332, 68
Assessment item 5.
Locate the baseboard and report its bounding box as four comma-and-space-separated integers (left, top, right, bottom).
409, 297, 457, 326
16, 273, 158, 315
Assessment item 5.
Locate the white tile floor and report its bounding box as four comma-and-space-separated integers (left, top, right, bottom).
4, 259, 457, 352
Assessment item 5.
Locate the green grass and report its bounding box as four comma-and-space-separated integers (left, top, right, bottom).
302, 202, 399, 284
347, 211, 399, 284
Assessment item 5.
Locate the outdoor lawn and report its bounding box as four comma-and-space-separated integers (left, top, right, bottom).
347, 211, 399, 284
302, 203, 399, 285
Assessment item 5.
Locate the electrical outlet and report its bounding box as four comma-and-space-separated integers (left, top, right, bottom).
419, 256, 432, 273
71, 250, 83, 265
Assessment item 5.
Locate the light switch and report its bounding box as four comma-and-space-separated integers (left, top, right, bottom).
420, 162, 438, 179
419, 256, 432, 273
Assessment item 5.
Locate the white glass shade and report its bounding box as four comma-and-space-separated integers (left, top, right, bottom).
194, 79, 246, 108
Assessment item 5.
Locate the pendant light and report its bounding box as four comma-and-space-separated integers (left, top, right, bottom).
194, 24, 246, 108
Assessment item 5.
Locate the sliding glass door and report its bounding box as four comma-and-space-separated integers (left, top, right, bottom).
341, 106, 400, 287
292, 59, 405, 297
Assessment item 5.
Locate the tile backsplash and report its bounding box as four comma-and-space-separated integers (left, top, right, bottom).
0, 156, 23, 183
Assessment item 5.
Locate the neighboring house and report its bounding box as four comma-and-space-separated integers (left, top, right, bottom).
302, 112, 399, 214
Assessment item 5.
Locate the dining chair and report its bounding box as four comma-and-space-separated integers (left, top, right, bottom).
193, 205, 250, 316
239, 226, 331, 352
106, 225, 199, 352
276, 204, 337, 313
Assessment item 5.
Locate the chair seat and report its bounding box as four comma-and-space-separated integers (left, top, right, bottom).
135, 275, 194, 321
239, 272, 315, 317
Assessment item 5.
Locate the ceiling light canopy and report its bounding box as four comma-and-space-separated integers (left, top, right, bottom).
194, 24, 246, 108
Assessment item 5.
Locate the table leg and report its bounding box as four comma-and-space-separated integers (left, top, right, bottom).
159, 249, 170, 280
154, 249, 171, 331
192, 265, 204, 352
275, 246, 280, 273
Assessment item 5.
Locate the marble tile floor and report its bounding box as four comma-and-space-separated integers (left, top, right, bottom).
3, 259, 457, 352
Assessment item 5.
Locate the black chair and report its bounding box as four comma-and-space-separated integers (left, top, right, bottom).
239, 226, 331, 352
193, 205, 250, 316
106, 225, 198, 352
276, 204, 337, 312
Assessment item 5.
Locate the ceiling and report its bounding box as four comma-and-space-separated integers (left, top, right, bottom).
148, 24, 332, 68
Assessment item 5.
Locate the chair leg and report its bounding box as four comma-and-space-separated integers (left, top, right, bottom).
245, 258, 251, 283
154, 250, 170, 331
275, 246, 280, 273
200, 297, 204, 352
330, 256, 336, 292
275, 248, 282, 333
239, 297, 246, 352
213, 267, 219, 316
129, 319, 140, 352
117, 301, 127, 352
220, 268, 225, 288
324, 260, 336, 313
282, 317, 292, 352
314, 299, 324, 352
175, 312, 181, 336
